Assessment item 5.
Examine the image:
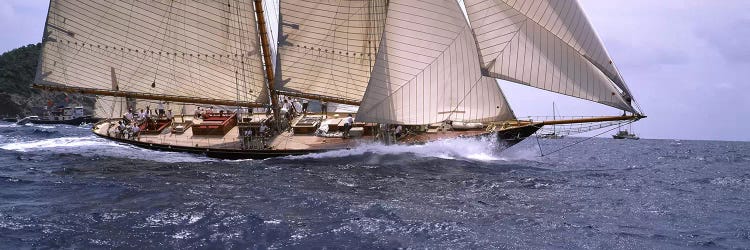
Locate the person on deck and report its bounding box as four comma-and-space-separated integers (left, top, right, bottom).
117, 121, 126, 138
321, 101, 328, 116
394, 125, 404, 138
166, 109, 173, 122
157, 101, 165, 118
292, 99, 301, 115
282, 100, 292, 121
343, 114, 353, 138
138, 109, 146, 123
125, 109, 134, 124
243, 128, 253, 149
132, 125, 140, 140
301, 99, 309, 114
259, 123, 268, 137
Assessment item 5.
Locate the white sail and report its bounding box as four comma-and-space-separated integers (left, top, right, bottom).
93, 96, 126, 119
463, 0, 636, 113
36, 0, 268, 104
277, 0, 387, 102
263, 0, 280, 79
356, 0, 515, 125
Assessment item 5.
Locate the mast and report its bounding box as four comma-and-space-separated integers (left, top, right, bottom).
552, 102, 556, 135
32, 84, 265, 108
538, 115, 645, 126
275, 90, 360, 106
253, 0, 280, 122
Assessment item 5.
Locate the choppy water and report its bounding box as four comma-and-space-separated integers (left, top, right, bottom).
0, 121, 748, 249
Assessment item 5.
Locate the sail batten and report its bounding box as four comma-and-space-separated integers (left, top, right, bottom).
356, 0, 515, 125
463, 0, 636, 113
36, 0, 268, 106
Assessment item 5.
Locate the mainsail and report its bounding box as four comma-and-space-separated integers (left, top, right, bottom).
277, 0, 388, 103
35, 0, 268, 107
463, 0, 637, 113
356, 0, 516, 125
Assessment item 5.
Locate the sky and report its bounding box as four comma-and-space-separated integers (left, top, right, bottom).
0, 0, 748, 141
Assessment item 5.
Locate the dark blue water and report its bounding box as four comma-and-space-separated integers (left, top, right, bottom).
1, 121, 748, 249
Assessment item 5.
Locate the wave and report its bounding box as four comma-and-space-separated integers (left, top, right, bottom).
285, 136, 539, 162
0, 136, 214, 163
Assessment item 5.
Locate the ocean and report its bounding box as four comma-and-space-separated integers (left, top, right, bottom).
0, 121, 748, 249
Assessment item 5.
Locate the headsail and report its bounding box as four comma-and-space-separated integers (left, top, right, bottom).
35, 0, 268, 107
356, 0, 515, 125
93, 96, 126, 119
277, 0, 388, 103
463, 0, 637, 113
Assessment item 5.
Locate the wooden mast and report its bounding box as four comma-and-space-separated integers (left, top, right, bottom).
536, 115, 645, 126
253, 0, 280, 122
275, 90, 360, 106
32, 84, 265, 108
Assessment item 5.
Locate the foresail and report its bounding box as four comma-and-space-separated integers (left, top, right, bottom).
277, 0, 387, 103
36, 0, 268, 105
93, 96, 126, 119
356, 0, 515, 125
464, 0, 636, 113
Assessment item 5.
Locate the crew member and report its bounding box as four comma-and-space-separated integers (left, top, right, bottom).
301, 99, 309, 114
343, 114, 353, 138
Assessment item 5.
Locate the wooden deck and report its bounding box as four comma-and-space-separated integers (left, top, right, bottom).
92, 113, 504, 153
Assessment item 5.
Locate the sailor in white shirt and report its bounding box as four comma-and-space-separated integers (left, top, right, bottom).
343, 114, 354, 138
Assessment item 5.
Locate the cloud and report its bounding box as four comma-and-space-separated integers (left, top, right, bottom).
696, 19, 750, 63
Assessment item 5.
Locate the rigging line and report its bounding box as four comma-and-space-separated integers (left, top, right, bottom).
535, 131, 544, 156
537, 120, 634, 157
360, 18, 473, 116
280, 2, 368, 68
151, 0, 176, 88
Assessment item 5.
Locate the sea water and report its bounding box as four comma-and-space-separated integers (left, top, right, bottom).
0, 121, 748, 248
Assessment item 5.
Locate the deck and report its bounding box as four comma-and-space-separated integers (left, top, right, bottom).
91, 113, 514, 155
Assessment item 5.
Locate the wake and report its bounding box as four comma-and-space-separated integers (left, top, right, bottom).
0, 135, 214, 163
286, 136, 541, 162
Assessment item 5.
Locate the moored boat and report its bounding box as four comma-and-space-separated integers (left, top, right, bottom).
16, 106, 100, 125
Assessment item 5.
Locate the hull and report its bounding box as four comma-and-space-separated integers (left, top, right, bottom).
612, 135, 639, 140
92, 118, 541, 160
496, 124, 541, 147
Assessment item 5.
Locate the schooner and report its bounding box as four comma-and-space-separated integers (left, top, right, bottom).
32, 0, 644, 159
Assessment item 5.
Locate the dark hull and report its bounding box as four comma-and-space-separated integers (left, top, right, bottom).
612, 135, 639, 140
496, 124, 542, 147
26, 116, 100, 125
95, 124, 542, 160
93, 133, 331, 159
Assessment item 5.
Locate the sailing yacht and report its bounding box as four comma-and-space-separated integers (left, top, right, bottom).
32, 0, 644, 159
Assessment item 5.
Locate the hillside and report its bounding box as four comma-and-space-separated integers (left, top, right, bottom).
0, 43, 94, 117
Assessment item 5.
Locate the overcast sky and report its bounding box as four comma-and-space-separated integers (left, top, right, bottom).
1, 1, 747, 141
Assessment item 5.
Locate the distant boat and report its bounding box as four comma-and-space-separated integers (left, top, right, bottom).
540, 132, 565, 139
16, 107, 100, 125
613, 130, 639, 140
540, 102, 565, 139
16, 116, 39, 125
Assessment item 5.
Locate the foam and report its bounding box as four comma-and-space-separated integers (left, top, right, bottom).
287, 137, 511, 162
0, 136, 214, 163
